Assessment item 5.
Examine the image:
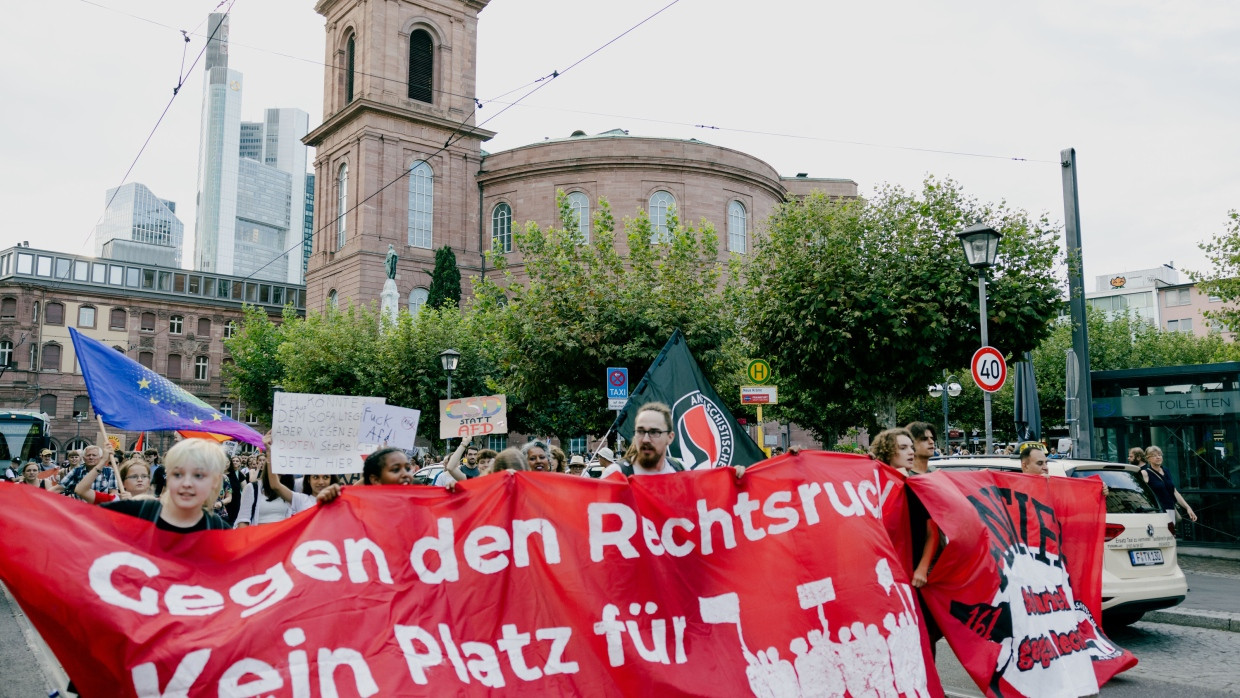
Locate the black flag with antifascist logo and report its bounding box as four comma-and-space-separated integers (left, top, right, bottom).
610, 329, 767, 469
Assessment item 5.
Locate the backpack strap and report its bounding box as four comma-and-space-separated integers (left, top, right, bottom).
620, 461, 634, 476
249, 481, 260, 523
666, 456, 686, 472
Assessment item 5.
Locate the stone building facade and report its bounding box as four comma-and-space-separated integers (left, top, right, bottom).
302, 0, 856, 317
0, 245, 302, 454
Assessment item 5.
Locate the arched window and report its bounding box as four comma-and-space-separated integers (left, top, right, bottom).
109, 308, 126, 330
166, 354, 182, 380
492, 202, 512, 253
198, 317, 212, 336
77, 305, 96, 328
648, 191, 675, 243
728, 201, 748, 254
408, 29, 433, 103
41, 343, 61, 372
73, 395, 91, 418
407, 160, 433, 248
0, 340, 12, 367
328, 290, 338, 311
336, 163, 348, 250
567, 191, 590, 243
408, 288, 429, 317
40, 394, 57, 417
345, 34, 356, 103
169, 315, 184, 335
195, 356, 209, 381
45, 302, 64, 325
140, 312, 156, 331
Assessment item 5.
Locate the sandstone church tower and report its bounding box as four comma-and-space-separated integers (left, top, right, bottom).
304, 0, 494, 312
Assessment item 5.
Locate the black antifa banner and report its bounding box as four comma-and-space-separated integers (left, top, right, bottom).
613, 330, 767, 468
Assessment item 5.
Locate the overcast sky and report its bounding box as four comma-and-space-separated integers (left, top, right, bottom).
4, 0, 1238, 287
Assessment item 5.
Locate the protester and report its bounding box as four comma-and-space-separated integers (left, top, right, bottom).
1019, 444, 1049, 476
550, 445, 569, 473
214, 472, 233, 521
39, 448, 56, 471
522, 440, 554, 473
256, 433, 343, 513
1140, 445, 1198, 524
568, 454, 586, 474
19, 462, 57, 491
102, 439, 231, 532
76, 457, 154, 504
874, 426, 942, 657
222, 456, 244, 523
490, 447, 528, 473
362, 447, 418, 485
3, 457, 18, 482
1127, 447, 1146, 466
442, 439, 475, 483
459, 444, 481, 479
476, 448, 498, 476
58, 445, 117, 500
235, 457, 298, 527
604, 402, 745, 478
904, 422, 938, 475
595, 446, 616, 471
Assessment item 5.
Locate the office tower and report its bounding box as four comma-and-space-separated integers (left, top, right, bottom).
193, 13, 312, 285
94, 183, 184, 267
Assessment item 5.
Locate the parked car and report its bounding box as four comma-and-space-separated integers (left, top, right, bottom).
412, 465, 446, 486
581, 462, 607, 479
931, 456, 1188, 627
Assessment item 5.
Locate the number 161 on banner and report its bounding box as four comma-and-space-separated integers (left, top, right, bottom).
971, 346, 1007, 393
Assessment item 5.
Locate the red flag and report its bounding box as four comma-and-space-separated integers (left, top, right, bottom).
133, 432, 144, 451
906, 470, 1137, 697
0, 453, 944, 697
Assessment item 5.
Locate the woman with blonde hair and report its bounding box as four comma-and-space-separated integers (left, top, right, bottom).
1140, 446, 1197, 525
102, 438, 231, 531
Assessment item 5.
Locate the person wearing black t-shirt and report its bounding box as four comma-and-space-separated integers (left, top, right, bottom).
103, 439, 231, 532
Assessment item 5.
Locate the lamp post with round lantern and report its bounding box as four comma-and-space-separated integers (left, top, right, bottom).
928, 372, 962, 455
955, 223, 1002, 455
439, 349, 461, 452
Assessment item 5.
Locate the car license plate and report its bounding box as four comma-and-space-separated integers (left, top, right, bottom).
1129, 549, 1164, 566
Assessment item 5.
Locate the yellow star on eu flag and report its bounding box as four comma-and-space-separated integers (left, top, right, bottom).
211, 413, 222, 421
168, 410, 178, 417
137, 378, 150, 389
149, 397, 160, 405
192, 417, 203, 425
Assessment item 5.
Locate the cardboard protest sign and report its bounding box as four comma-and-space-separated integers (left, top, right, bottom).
270, 392, 385, 474
358, 403, 421, 452
0, 452, 946, 698
907, 470, 1137, 697
439, 394, 507, 439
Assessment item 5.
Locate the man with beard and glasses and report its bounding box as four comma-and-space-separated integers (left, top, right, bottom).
604, 402, 745, 478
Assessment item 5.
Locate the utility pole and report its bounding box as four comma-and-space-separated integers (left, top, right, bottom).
1061, 148, 1094, 458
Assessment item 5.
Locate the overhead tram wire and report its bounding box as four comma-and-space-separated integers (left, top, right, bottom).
236, 0, 686, 283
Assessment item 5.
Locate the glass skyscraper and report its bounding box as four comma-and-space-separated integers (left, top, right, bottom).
93, 183, 184, 267
193, 13, 312, 285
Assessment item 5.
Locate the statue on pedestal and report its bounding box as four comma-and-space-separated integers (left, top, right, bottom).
380, 244, 400, 327
385, 244, 398, 280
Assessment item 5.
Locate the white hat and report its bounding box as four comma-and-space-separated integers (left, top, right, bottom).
569, 454, 586, 466
596, 447, 615, 463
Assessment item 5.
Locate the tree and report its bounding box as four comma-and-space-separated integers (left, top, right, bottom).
1190, 209, 1240, 333
479, 191, 748, 438
427, 245, 462, 310
742, 176, 1063, 443
223, 305, 288, 421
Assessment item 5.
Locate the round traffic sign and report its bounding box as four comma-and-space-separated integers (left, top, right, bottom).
608, 370, 627, 387
971, 346, 1007, 393
747, 359, 772, 385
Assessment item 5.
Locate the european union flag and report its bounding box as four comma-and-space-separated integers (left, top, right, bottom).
69, 328, 264, 447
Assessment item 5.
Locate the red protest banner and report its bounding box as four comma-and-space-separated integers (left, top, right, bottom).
906, 470, 1137, 698
0, 453, 943, 698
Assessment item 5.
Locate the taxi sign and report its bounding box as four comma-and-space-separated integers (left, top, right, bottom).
747, 359, 772, 385
971, 346, 1007, 393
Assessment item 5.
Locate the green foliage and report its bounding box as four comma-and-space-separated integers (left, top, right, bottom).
1190, 209, 1240, 333
478, 191, 747, 438
222, 306, 287, 420
427, 245, 462, 310
742, 176, 1063, 443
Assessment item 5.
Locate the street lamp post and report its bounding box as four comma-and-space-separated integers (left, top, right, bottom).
74, 413, 86, 445
927, 371, 961, 454
956, 223, 1003, 455
439, 349, 461, 451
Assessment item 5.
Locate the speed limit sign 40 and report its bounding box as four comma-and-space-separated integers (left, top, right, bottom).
971, 346, 1007, 393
